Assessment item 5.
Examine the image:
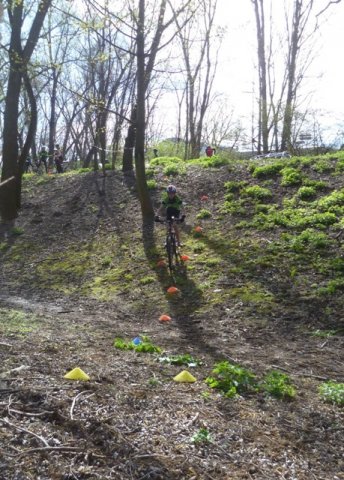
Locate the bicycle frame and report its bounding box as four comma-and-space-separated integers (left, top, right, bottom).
165, 218, 179, 272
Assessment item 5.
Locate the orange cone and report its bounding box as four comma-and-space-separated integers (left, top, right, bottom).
180, 255, 190, 262
201, 195, 209, 201
159, 314, 171, 323
167, 286, 179, 294
194, 226, 203, 233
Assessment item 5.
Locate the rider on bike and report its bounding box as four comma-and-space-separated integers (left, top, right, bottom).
156, 184, 185, 246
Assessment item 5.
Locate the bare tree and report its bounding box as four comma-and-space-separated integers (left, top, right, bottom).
172, 0, 219, 159
0, 0, 52, 222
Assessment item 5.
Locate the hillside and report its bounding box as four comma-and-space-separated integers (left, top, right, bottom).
0, 155, 343, 480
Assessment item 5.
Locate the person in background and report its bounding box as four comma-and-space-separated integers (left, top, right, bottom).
39, 145, 49, 173
205, 145, 216, 157
153, 148, 159, 158
24, 154, 32, 173
54, 144, 63, 173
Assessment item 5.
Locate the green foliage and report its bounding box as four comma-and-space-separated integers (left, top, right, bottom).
139, 275, 155, 285
280, 167, 302, 186
317, 189, 344, 212
146, 179, 157, 190
302, 178, 327, 190
317, 278, 344, 296
285, 229, 330, 252
191, 428, 212, 444
297, 186, 316, 200
76, 167, 92, 174
158, 353, 201, 367
11, 227, 24, 236
150, 156, 183, 167
313, 159, 335, 173
189, 155, 229, 168
252, 162, 284, 178
260, 370, 296, 400
0, 242, 8, 252
242, 185, 273, 201
224, 180, 246, 192
164, 163, 186, 176
205, 361, 257, 398
114, 336, 162, 354
311, 329, 338, 338
318, 381, 344, 406
197, 209, 212, 219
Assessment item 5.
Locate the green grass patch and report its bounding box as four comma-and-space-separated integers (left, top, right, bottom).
0, 308, 39, 336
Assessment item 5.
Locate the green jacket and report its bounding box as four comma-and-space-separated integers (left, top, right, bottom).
162, 193, 182, 211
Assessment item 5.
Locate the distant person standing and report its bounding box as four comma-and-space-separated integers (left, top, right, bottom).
54, 144, 63, 173
39, 145, 48, 173
153, 148, 159, 158
205, 145, 216, 157
24, 154, 32, 173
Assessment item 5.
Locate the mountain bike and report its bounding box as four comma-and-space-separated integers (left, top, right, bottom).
155, 215, 185, 272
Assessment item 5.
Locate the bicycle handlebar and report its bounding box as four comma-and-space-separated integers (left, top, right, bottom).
155, 215, 185, 224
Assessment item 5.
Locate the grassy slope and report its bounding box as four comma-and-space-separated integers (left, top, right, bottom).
0, 153, 343, 478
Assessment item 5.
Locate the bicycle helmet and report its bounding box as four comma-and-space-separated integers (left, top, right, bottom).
166, 184, 177, 193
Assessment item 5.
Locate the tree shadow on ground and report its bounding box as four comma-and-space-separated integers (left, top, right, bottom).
141, 218, 225, 361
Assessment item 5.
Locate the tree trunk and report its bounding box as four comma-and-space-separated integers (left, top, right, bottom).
135, 0, 153, 219
122, 104, 137, 172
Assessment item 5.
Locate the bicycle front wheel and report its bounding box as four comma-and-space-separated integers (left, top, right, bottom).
166, 235, 174, 272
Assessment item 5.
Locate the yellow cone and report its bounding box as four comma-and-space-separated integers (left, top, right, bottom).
173, 370, 197, 383
64, 367, 90, 381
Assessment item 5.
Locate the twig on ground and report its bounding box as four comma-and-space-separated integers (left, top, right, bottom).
0, 365, 30, 378
0, 417, 50, 447
70, 390, 94, 420
15, 446, 83, 458
9, 408, 53, 418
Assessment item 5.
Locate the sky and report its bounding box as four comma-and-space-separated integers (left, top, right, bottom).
214, 0, 344, 130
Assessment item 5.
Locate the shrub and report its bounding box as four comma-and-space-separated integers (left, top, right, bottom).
319, 381, 344, 406
317, 189, 344, 212
281, 167, 302, 186
163, 163, 185, 176
288, 229, 330, 252
242, 185, 273, 201
197, 209, 212, 219
260, 370, 296, 400
205, 361, 257, 398
297, 186, 316, 200
146, 179, 157, 190
114, 336, 162, 354
224, 180, 246, 192
150, 156, 183, 166
313, 159, 335, 173
252, 162, 284, 178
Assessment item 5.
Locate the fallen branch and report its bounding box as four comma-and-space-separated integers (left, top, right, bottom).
70, 391, 94, 420
0, 417, 49, 447
15, 446, 83, 458
0, 365, 30, 378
